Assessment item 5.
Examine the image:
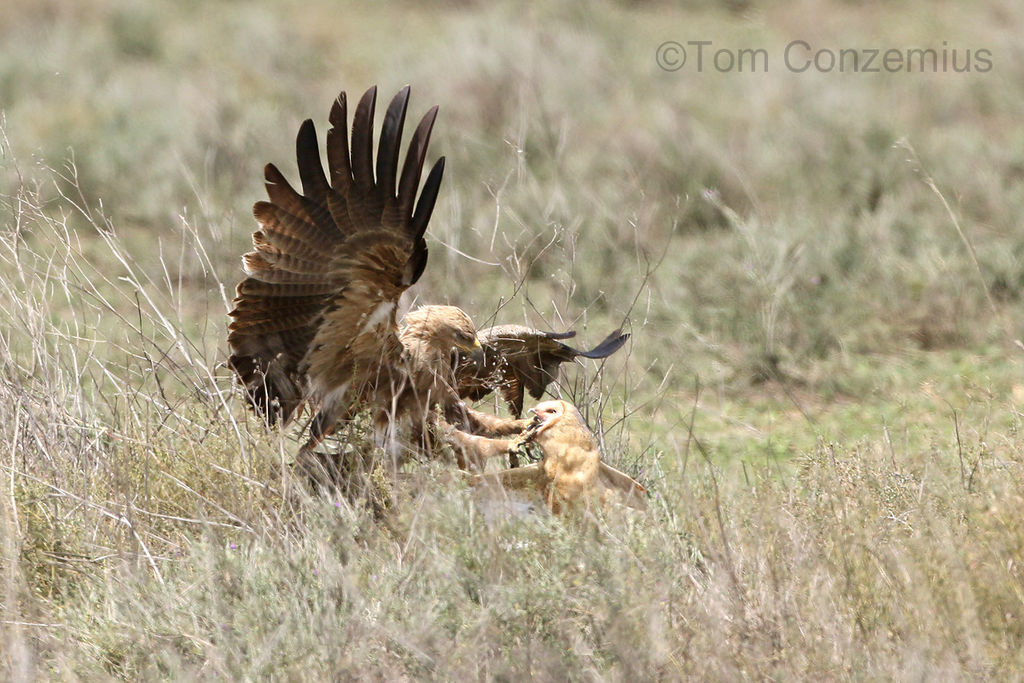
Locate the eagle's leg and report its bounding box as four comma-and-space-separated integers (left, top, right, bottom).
294, 402, 362, 488
308, 405, 340, 449
444, 403, 529, 468
440, 422, 518, 471
404, 410, 442, 460
453, 402, 530, 438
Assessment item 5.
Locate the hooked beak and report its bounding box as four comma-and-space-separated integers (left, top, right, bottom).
526, 406, 545, 434
464, 338, 485, 368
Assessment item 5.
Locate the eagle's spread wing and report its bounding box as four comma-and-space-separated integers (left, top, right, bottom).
455, 326, 629, 417
228, 86, 444, 433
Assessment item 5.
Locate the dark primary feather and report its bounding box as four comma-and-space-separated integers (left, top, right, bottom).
227, 86, 444, 426
456, 325, 630, 417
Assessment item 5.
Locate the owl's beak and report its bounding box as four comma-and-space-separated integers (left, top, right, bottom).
526, 406, 545, 433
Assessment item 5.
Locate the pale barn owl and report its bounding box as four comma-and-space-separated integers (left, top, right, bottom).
447, 400, 646, 514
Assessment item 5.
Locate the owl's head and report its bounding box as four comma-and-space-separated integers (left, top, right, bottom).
526, 399, 584, 438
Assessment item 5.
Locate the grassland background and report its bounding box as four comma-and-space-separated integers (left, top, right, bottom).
2, 0, 1024, 678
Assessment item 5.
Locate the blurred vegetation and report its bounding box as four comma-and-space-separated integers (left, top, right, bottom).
3, 0, 1024, 678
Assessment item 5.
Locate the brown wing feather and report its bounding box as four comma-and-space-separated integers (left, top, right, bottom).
228, 86, 444, 431
456, 325, 629, 417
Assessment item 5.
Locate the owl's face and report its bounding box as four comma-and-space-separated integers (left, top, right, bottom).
527, 399, 572, 437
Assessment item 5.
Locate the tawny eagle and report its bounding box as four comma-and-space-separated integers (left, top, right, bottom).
227, 86, 626, 450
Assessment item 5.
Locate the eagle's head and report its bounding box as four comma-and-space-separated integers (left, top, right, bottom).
401, 304, 484, 367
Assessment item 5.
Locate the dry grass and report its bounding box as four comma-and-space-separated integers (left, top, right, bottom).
3, 0, 1024, 678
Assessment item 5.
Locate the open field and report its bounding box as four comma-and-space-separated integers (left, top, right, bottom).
3, 0, 1024, 678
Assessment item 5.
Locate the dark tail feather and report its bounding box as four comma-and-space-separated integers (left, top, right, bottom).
571, 329, 629, 359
